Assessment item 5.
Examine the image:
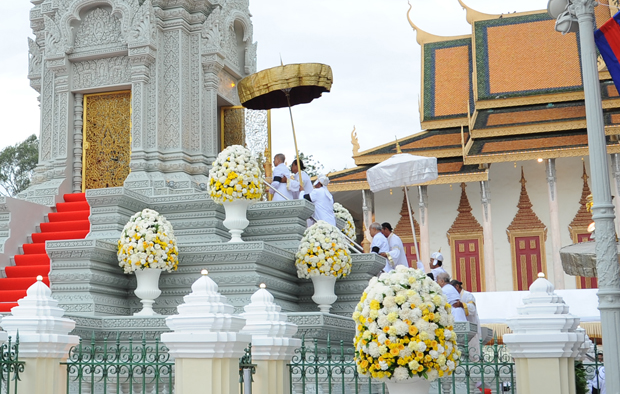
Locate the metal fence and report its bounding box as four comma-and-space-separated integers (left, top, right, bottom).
582, 343, 604, 394
0, 335, 24, 394
288, 335, 516, 394
63, 333, 174, 394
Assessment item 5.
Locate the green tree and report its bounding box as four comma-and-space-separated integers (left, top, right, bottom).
0, 135, 39, 196
296, 151, 324, 178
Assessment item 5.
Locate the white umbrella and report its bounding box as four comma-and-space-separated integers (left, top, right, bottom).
366, 154, 438, 260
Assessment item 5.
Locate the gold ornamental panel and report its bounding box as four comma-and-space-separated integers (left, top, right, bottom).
82, 91, 132, 191
221, 106, 246, 150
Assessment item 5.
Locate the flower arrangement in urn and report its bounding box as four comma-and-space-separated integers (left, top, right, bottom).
353, 266, 460, 391
117, 208, 178, 316
333, 202, 356, 240
295, 220, 352, 313
117, 208, 179, 273
207, 145, 263, 204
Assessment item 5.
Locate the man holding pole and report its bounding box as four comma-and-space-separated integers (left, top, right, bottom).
379, 222, 412, 272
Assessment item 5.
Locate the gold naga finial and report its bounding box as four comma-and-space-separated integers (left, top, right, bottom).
457, 0, 501, 25
395, 137, 402, 154
407, 2, 457, 45
351, 126, 360, 157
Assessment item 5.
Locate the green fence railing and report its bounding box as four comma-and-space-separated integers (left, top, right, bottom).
1, 335, 24, 394
62, 333, 174, 394
288, 335, 516, 394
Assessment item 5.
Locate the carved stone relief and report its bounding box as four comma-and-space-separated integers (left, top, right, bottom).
72, 56, 131, 90
74, 7, 123, 52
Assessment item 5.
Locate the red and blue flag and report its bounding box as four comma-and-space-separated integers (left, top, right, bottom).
595, 12, 620, 91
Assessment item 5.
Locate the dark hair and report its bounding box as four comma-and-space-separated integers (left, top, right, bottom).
450, 279, 463, 287
292, 157, 306, 170
381, 222, 392, 232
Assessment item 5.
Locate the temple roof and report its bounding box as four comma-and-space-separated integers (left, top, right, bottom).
447, 183, 483, 235
328, 157, 487, 192
506, 168, 547, 234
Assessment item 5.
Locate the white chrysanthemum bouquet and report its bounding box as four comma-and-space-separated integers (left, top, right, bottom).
117, 209, 179, 274
353, 266, 460, 382
295, 220, 352, 279
333, 202, 356, 240
208, 145, 263, 204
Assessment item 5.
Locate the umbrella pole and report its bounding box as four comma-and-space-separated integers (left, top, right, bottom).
403, 186, 421, 262
283, 91, 304, 189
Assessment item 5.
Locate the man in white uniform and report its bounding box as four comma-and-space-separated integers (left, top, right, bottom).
270, 153, 294, 201
289, 158, 313, 199
379, 223, 410, 272
369, 222, 390, 271
451, 279, 481, 356
436, 273, 467, 322
430, 251, 447, 281
303, 175, 335, 226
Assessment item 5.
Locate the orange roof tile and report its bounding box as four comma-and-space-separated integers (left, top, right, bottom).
480, 135, 588, 154
434, 45, 470, 117
485, 106, 585, 127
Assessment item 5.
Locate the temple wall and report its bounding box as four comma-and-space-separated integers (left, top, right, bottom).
374, 156, 600, 292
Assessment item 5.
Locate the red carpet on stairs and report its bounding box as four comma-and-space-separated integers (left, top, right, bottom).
0, 193, 90, 312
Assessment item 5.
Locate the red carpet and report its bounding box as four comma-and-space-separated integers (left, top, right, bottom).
0, 193, 90, 312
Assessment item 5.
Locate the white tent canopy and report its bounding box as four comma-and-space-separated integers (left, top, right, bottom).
366, 154, 438, 192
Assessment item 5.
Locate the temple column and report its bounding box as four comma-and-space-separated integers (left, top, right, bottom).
362, 190, 373, 253
202, 55, 225, 163
546, 159, 565, 289
610, 154, 620, 236
418, 186, 430, 265
479, 180, 496, 291
72, 93, 83, 193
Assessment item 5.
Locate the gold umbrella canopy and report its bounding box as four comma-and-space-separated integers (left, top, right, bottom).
238, 63, 333, 110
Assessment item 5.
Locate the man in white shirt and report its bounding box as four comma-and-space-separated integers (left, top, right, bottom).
289, 158, 313, 199
452, 279, 481, 356
588, 353, 606, 394
303, 175, 335, 226
436, 272, 467, 322
429, 251, 447, 281
369, 222, 389, 271
269, 153, 294, 201
379, 222, 409, 272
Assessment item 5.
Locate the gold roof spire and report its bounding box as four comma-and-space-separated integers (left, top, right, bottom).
395, 137, 402, 154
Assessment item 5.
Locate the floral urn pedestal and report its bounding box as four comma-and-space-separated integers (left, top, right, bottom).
222, 199, 254, 243
134, 268, 163, 316
384, 376, 431, 394
310, 275, 337, 313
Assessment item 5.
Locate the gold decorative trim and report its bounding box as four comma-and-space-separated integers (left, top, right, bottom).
465, 145, 620, 165
602, 99, 620, 109
420, 118, 469, 131
606, 125, 620, 135
407, 3, 471, 44
470, 119, 587, 139
448, 233, 486, 292
220, 105, 245, 151
475, 92, 585, 110
328, 171, 489, 192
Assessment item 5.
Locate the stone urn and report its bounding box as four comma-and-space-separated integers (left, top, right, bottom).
134, 268, 163, 316
384, 376, 431, 394
222, 199, 254, 243
310, 275, 337, 313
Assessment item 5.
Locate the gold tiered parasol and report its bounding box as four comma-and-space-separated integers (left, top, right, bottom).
238, 63, 333, 188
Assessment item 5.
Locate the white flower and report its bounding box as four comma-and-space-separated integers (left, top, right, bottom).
393, 367, 409, 382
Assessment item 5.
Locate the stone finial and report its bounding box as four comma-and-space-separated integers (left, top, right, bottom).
504, 275, 584, 359
161, 273, 251, 359
0, 277, 78, 358
576, 327, 593, 361
240, 286, 301, 361
166, 273, 244, 333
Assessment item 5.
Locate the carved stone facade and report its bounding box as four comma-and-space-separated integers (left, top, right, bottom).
22, 0, 257, 205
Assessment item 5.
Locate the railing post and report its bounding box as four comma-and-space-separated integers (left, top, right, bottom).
161, 271, 251, 394
240, 284, 300, 394
503, 274, 585, 394
0, 276, 78, 394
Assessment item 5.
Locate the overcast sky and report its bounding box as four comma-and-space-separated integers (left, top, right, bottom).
0, 0, 545, 172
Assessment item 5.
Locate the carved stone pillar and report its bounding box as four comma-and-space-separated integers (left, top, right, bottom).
418, 186, 430, 265
611, 154, 620, 236
479, 180, 496, 291
546, 159, 564, 289
72, 94, 83, 193
202, 55, 225, 162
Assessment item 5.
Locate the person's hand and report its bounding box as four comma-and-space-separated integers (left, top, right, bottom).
281, 175, 288, 183
452, 301, 463, 308
379, 252, 387, 258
